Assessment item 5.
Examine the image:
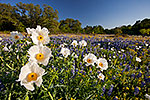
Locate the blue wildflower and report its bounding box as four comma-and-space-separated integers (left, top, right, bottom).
107, 85, 114, 96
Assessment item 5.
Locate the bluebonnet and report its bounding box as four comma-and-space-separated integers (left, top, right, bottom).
52, 65, 54, 69
141, 82, 146, 87
60, 79, 64, 83
126, 65, 130, 71
131, 73, 135, 78
97, 71, 101, 74
144, 77, 150, 83
0, 79, 4, 91
137, 72, 142, 78
112, 76, 116, 80
107, 85, 114, 96
81, 51, 84, 58
101, 86, 106, 96
114, 96, 119, 100
129, 61, 131, 64
134, 87, 140, 95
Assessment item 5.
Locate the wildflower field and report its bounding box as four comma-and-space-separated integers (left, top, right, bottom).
0, 26, 150, 100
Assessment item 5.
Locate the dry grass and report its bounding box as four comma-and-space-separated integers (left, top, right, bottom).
0, 33, 150, 40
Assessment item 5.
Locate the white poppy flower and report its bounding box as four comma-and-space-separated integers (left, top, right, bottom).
145, 94, 150, 100
59, 44, 65, 48
59, 43, 67, 48
16, 62, 45, 91
103, 54, 106, 57
79, 40, 87, 47
63, 43, 67, 45
83, 53, 97, 66
3, 46, 9, 51
145, 44, 148, 47
71, 40, 78, 47
97, 73, 105, 80
10, 31, 23, 42
121, 49, 124, 52
71, 52, 78, 58
26, 28, 35, 35
111, 48, 114, 51
136, 57, 141, 62
30, 25, 50, 45
28, 44, 52, 66
136, 47, 139, 50
0, 37, 2, 41
60, 47, 70, 58
113, 56, 116, 58
96, 58, 108, 71
26, 41, 31, 45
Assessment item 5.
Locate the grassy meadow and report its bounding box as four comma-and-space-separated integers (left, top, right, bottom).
0, 31, 150, 100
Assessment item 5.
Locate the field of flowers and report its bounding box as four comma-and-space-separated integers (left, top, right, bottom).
0, 26, 150, 100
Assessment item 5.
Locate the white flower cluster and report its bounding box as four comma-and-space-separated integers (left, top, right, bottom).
59, 40, 87, 58
59, 40, 108, 81
83, 53, 108, 81
16, 25, 52, 91
10, 31, 24, 42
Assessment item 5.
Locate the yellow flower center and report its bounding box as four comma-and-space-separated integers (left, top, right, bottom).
118, 74, 121, 76
138, 87, 141, 90
71, 98, 75, 100
87, 58, 92, 63
99, 62, 103, 67
36, 53, 44, 61
73, 43, 76, 46
38, 35, 44, 41
27, 73, 38, 82
126, 87, 129, 90
14, 35, 19, 39
99, 76, 102, 79
58, 98, 62, 100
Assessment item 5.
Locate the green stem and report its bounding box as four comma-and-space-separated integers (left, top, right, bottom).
0, 56, 15, 70
0, 56, 4, 61
48, 72, 58, 89
8, 93, 11, 100
6, 63, 15, 70
8, 83, 14, 100
42, 85, 54, 100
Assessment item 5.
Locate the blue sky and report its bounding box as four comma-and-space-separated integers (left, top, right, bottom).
1, 0, 150, 29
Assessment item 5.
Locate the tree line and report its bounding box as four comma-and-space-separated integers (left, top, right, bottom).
0, 2, 150, 35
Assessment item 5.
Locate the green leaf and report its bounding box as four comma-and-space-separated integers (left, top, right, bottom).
24, 95, 29, 100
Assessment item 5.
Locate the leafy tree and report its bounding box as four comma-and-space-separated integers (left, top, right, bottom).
139, 29, 147, 35
120, 25, 133, 35
59, 18, 82, 33
132, 18, 150, 35
16, 3, 59, 33
0, 3, 25, 31
83, 25, 93, 34
147, 29, 150, 35
140, 28, 150, 35
113, 28, 122, 36
92, 25, 104, 34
